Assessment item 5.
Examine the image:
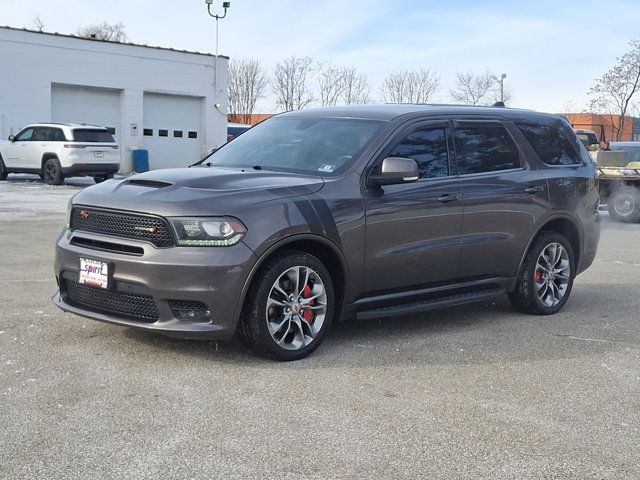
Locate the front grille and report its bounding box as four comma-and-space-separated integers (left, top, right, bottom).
70, 207, 175, 247
63, 279, 159, 322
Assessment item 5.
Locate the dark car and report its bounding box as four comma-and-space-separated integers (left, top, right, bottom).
53, 105, 600, 360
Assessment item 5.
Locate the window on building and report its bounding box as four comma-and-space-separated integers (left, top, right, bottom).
517, 123, 581, 165
143, 129, 153, 136
159, 129, 168, 137
188, 131, 198, 139
454, 124, 520, 174
173, 130, 183, 138
107, 127, 116, 135
386, 128, 450, 179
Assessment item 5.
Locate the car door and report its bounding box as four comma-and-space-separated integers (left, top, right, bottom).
452, 120, 549, 279
28, 127, 53, 169
5, 127, 36, 168
363, 122, 463, 294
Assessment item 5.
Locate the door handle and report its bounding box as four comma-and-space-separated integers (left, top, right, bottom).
524, 185, 544, 194
436, 194, 460, 203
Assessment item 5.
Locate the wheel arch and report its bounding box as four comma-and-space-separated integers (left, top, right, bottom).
233, 234, 350, 327
41, 152, 60, 172
515, 214, 583, 282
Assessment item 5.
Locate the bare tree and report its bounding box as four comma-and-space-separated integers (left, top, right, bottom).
450, 70, 495, 105
342, 67, 370, 105
272, 56, 315, 111
381, 69, 440, 103
77, 22, 129, 42
317, 62, 347, 107
30, 14, 45, 32
588, 39, 640, 141
228, 58, 268, 124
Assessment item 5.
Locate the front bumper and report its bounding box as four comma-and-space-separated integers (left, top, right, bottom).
53, 228, 257, 340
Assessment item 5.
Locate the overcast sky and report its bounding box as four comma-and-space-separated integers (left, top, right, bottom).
2, 0, 640, 113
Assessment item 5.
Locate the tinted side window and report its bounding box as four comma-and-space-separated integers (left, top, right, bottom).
517, 123, 580, 165
15, 128, 35, 141
387, 128, 449, 179
52, 128, 66, 141
454, 124, 520, 174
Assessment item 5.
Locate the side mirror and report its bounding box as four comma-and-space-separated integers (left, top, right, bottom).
8, 135, 15, 142
368, 157, 419, 187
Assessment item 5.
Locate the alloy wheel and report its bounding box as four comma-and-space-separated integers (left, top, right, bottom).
265, 265, 327, 351
613, 193, 636, 217
535, 242, 571, 307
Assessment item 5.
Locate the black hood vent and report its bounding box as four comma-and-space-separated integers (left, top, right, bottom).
126, 179, 173, 188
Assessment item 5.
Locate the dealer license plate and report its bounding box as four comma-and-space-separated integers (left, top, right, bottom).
94, 151, 104, 158
79, 258, 109, 289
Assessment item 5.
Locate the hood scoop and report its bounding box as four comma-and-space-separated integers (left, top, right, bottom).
126, 179, 173, 188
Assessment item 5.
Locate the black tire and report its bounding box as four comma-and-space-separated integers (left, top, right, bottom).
508, 231, 575, 315
237, 250, 335, 361
0, 156, 7, 180
42, 158, 64, 185
607, 187, 640, 223
92, 174, 113, 183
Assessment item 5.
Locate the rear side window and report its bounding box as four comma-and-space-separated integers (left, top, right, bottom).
72, 129, 115, 143
387, 128, 450, 178
454, 124, 520, 174
517, 123, 580, 165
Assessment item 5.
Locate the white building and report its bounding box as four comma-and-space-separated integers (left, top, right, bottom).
0, 26, 228, 172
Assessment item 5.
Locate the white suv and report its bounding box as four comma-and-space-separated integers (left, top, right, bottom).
0, 123, 120, 185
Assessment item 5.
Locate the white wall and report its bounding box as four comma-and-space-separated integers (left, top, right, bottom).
0, 27, 228, 172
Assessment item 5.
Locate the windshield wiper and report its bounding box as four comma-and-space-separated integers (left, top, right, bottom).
252, 165, 262, 170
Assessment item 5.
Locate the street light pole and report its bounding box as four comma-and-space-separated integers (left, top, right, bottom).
205, 1, 230, 98
499, 73, 507, 102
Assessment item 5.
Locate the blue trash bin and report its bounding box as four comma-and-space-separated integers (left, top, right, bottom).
132, 149, 149, 173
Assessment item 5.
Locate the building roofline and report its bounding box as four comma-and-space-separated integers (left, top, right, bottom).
0, 25, 229, 59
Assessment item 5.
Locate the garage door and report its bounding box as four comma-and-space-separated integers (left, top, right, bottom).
143, 93, 203, 170
51, 84, 122, 144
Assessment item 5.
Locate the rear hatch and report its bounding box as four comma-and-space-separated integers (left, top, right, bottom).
67, 128, 119, 164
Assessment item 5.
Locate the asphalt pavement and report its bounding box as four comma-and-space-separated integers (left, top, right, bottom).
1, 177, 639, 479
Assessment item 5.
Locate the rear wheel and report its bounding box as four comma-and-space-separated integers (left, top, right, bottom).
0, 156, 7, 180
43, 158, 64, 185
508, 231, 575, 315
607, 187, 640, 223
237, 251, 335, 361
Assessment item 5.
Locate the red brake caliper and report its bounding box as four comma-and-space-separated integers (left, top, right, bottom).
535, 270, 543, 283
302, 284, 315, 323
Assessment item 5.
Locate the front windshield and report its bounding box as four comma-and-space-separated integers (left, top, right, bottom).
210, 116, 383, 175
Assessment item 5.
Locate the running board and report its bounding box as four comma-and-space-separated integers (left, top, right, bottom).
355, 287, 506, 320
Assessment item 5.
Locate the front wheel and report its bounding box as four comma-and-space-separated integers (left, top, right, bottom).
43, 158, 64, 185
0, 156, 7, 180
607, 187, 640, 223
237, 251, 335, 361
508, 231, 575, 315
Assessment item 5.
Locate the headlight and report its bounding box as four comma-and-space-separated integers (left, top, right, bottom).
169, 217, 247, 246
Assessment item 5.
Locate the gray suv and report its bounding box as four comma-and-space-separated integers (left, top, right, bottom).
53, 105, 600, 360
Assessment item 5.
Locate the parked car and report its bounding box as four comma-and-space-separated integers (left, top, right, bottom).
227, 122, 251, 141
574, 129, 599, 150
0, 123, 120, 185
597, 141, 640, 222
53, 105, 600, 360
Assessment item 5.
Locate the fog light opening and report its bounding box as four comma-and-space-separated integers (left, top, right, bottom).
169, 301, 212, 322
